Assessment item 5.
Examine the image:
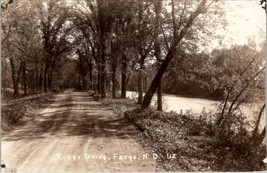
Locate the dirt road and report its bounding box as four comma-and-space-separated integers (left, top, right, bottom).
1, 92, 156, 172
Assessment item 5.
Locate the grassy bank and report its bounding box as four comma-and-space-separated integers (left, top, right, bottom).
2, 93, 53, 132
101, 98, 266, 172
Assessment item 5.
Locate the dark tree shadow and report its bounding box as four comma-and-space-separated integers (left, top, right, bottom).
2, 92, 135, 141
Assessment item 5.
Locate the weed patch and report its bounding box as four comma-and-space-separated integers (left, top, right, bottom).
103, 97, 266, 171
2, 94, 52, 132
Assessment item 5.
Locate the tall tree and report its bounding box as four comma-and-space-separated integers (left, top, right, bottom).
36, 0, 72, 92
141, 0, 218, 109
153, 0, 163, 110
133, 0, 154, 103
1, 1, 41, 95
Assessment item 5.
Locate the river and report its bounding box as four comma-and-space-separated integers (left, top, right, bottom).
126, 91, 263, 120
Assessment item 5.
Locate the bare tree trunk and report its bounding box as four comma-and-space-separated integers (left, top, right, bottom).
138, 60, 144, 104
121, 53, 127, 98
39, 64, 43, 91
251, 126, 266, 147
35, 65, 39, 91
2, 57, 7, 94
21, 74, 24, 92
154, 0, 163, 111
10, 58, 17, 95
48, 72, 53, 91
157, 80, 162, 110
10, 58, 22, 95
112, 62, 117, 98
97, 65, 101, 94
251, 104, 265, 141
111, 51, 118, 98
97, 0, 107, 99
112, 58, 117, 98
137, 69, 143, 104
100, 62, 106, 98
141, 51, 173, 109
82, 76, 87, 91
137, 1, 144, 104
106, 75, 110, 93
144, 74, 147, 92
78, 73, 81, 90
44, 63, 48, 92
112, 72, 116, 98
89, 59, 93, 90
100, 42, 106, 98
23, 61, 27, 95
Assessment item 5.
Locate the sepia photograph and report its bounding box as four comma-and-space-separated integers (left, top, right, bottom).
1, 0, 266, 172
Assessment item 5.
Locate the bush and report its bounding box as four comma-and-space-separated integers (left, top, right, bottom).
104, 96, 265, 171
2, 94, 52, 131
123, 107, 266, 171
102, 98, 138, 117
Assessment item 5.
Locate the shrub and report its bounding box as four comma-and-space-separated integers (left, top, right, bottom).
123, 106, 266, 171
2, 94, 52, 131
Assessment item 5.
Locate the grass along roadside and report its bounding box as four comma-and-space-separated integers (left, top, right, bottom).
101, 97, 266, 172
1, 93, 53, 132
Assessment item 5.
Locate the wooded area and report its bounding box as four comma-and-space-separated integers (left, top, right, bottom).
1, 0, 264, 105
1, 0, 266, 172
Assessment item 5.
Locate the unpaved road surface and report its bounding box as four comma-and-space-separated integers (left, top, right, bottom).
1, 92, 156, 172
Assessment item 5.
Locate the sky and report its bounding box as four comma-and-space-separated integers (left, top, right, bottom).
41, 0, 266, 51
161, 0, 265, 52
211, 0, 266, 50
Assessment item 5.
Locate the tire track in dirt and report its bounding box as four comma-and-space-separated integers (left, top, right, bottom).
1, 92, 156, 172
2, 94, 66, 172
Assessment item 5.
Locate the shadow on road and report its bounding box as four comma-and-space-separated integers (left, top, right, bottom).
2, 92, 135, 141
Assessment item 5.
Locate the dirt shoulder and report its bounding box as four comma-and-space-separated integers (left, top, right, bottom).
1, 92, 156, 172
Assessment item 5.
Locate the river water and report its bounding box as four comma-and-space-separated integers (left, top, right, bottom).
126, 91, 263, 121
126, 91, 218, 114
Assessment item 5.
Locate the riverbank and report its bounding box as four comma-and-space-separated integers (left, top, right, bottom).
101, 97, 266, 171
126, 91, 264, 126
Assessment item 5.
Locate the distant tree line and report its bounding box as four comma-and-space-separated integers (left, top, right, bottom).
1, 0, 264, 110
